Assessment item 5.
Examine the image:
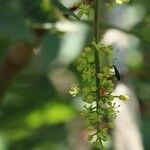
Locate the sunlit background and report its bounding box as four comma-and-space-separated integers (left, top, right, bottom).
0, 0, 149, 150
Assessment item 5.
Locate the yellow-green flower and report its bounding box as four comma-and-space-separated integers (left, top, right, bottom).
119, 95, 129, 101
69, 84, 80, 97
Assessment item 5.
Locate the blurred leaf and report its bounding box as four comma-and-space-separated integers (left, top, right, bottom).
21, 0, 58, 23
26, 102, 75, 128
0, 7, 32, 41
33, 33, 61, 72
8, 124, 68, 150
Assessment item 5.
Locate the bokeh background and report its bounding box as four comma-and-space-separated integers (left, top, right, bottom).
0, 0, 149, 150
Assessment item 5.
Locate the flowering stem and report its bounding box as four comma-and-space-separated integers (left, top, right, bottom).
94, 1, 100, 103
94, 0, 100, 43
93, 0, 103, 149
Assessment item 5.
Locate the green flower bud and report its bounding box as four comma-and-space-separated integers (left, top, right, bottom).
84, 47, 92, 53
84, 95, 94, 103
87, 135, 93, 141
119, 95, 129, 101
86, 53, 94, 63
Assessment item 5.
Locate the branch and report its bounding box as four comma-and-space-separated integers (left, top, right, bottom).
0, 42, 34, 101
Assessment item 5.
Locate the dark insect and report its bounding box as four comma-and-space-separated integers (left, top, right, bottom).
113, 65, 121, 80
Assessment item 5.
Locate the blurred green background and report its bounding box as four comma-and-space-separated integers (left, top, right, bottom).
0, 0, 149, 150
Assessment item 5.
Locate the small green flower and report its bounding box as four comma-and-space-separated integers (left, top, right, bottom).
69, 84, 80, 97
119, 95, 129, 101
87, 134, 93, 141
77, 3, 93, 19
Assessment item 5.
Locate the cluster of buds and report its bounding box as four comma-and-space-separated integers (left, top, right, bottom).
69, 39, 129, 148
68, 0, 129, 149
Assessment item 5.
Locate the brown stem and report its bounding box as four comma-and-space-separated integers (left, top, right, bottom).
0, 42, 34, 101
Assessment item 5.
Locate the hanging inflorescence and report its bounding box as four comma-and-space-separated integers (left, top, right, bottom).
69, 40, 129, 148
69, 0, 129, 149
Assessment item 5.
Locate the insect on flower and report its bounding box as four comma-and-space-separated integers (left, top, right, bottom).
113, 65, 121, 80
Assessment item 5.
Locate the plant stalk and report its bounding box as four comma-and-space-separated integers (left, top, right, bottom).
94, 0, 100, 94
93, 0, 103, 149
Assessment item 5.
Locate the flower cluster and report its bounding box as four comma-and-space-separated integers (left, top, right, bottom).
69, 40, 129, 149
77, 2, 93, 19
68, 0, 129, 149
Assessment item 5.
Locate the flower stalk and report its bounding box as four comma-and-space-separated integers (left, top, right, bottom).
69, 1, 129, 149
93, 0, 104, 149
